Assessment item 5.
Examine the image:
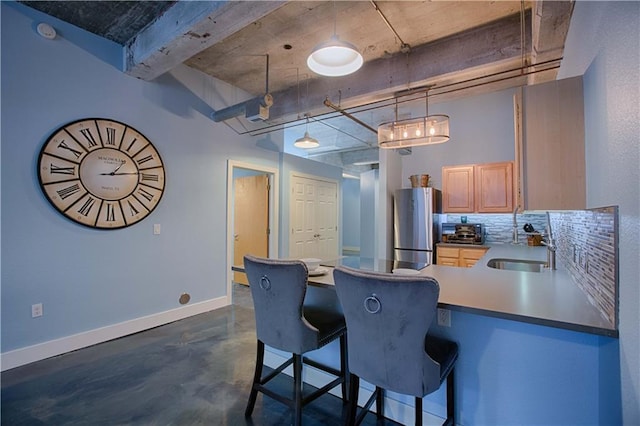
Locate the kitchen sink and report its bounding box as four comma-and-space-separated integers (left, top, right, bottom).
486, 258, 547, 272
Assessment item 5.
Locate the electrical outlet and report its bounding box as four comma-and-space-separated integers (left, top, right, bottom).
153, 224, 161, 235
437, 308, 451, 327
31, 303, 43, 318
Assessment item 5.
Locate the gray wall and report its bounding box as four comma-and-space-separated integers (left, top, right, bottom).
558, 2, 640, 422
341, 177, 361, 251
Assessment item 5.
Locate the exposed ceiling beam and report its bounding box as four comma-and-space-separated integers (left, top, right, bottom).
530, 0, 574, 84
124, 1, 286, 81
267, 11, 531, 121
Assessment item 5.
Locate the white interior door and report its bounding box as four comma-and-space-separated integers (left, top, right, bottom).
316, 180, 337, 258
290, 174, 338, 259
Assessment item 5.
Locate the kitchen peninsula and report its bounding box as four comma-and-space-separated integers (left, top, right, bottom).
239, 243, 616, 337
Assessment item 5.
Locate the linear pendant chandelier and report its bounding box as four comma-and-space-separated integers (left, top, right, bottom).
378, 89, 450, 149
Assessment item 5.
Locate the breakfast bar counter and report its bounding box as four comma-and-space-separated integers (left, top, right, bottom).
308, 244, 616, 337
233, 243, 616, 337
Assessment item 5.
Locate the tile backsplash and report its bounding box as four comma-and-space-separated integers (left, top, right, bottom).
442, 212, 548, 243
443, 207, 619, 328
549, 207, 618, 327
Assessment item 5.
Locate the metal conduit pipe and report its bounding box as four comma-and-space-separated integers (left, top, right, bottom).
323, 98, 378, 134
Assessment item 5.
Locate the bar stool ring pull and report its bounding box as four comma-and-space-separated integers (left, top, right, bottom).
364, 294, 381, 314
259, 275, 271, 291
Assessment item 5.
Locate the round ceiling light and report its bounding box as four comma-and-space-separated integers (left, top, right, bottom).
307, 35, 363, 77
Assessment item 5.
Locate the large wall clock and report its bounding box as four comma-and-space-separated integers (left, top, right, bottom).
37, 118, 166, 229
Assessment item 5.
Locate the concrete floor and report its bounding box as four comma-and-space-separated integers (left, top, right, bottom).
1, 284, 399, 425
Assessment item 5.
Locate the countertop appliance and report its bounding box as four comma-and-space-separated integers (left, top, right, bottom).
441, 223, 485, 245
393, 187, 442, 264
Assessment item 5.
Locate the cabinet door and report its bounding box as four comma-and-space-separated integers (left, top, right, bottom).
475, 162, 514, 213
519, 76, 586, 210
442, 165, 474, 213
461, 258, 479, 268
437, 247, 459, 266
460, 248, 488, 268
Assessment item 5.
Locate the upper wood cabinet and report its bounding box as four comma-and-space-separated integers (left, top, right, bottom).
514, 76, 586, 210
475, 162, 513, 213
442, 162, 514, 213
442, 165, 474, 213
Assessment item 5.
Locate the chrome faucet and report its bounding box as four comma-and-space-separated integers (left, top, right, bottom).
512, 205, 520, 244
540, 211, 557, 270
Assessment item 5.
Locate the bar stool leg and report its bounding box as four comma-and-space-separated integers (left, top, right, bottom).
375, 386, 385, 419
346, 374, 359, 425
445, 368, 455, 426
245, 340, 264, 417
293, 354, 303, 426
415, 396, 422, 426
340, 334, 349, 401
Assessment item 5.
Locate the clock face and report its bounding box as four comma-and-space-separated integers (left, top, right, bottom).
38, 118, 165, 229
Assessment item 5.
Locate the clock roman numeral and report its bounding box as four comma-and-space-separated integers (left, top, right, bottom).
57, 183, 81, 200
126, 138, 137, 152
137, 187, 154, 202
105, 127, 116, 145
77, 197, 96, 216
136, 155, 153, 165
105, 203, 116, 222
50, 163, 76, 175
127, 200, 140, 216
79, 128, 98, 147
57, 141, 82, 159
141, 173, 159, 182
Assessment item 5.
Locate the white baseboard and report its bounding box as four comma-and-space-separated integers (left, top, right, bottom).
1, 296, 229, 372
263, 349, 445, 426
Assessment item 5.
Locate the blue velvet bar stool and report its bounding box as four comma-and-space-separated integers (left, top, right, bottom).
333, 265, 458, 426
243, 255, 349, 426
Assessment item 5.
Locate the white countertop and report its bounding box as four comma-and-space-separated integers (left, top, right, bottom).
310, 244, 617, 337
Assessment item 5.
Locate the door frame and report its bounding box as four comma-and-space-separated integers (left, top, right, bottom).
226, 160, 279, 302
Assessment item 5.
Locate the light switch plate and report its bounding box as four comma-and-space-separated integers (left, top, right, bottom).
32, 303, 43, 318
153, 224, 161, 235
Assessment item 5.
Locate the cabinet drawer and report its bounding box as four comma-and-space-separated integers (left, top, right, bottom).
460, 248, 488, 260
437, 247, 460, 258
437, 257, 459, 267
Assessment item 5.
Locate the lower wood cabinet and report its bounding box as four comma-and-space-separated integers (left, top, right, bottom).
436, 246, 488, 268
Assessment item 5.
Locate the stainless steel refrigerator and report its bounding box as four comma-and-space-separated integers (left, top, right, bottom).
393, 187, 442, 265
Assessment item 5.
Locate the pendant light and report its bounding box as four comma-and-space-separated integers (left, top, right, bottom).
294, 117, 320, 149
378, 88, 450, 149
307, 2, 363, 77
